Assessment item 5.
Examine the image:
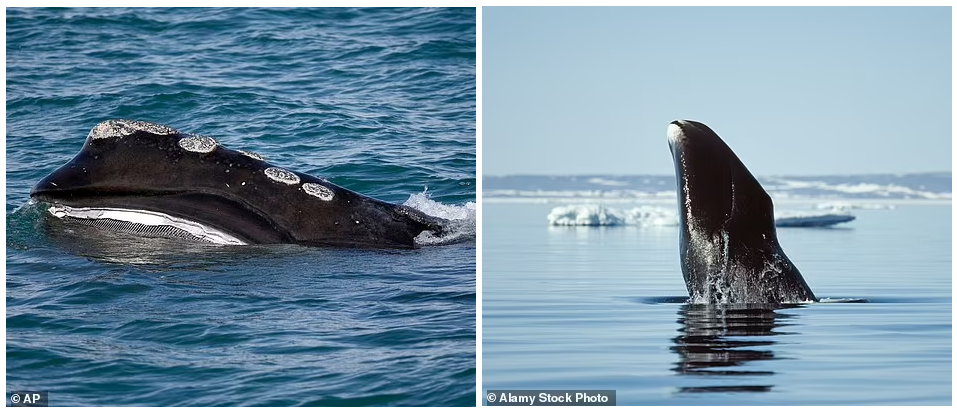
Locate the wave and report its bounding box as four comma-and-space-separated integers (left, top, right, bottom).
405, 191, 476, 245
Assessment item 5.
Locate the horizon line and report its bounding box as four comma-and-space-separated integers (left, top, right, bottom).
483, 171, 952, 178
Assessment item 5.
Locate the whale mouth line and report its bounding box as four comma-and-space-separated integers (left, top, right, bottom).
46, 204, 247, 246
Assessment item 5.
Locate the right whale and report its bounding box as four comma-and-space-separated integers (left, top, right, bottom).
667, 120, 816, 304
29, 119, 448, 249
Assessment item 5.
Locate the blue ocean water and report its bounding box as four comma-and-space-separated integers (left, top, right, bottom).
484, 172, 951, 201
482, 201, 951, 405
6, 8, 475, 406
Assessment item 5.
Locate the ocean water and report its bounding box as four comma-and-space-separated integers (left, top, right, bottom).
484, 172, 951, 202
6, 7, 475, 406
482, 201, 951, 405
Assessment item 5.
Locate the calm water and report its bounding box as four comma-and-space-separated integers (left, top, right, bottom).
483, 202, 951, 405
6, 8, 475, 406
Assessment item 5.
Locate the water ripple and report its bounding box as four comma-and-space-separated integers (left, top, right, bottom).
7, 7, 475, 407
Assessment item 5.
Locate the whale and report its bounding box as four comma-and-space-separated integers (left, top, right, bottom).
667, 120, 816, 303
30, 119, 447, 249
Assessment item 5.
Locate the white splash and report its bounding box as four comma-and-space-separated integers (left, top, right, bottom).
403, 191, 475, 246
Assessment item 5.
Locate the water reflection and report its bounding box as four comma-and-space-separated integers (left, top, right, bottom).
671, 303, 805, 394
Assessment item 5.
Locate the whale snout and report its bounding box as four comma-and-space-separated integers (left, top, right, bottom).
667, 121, 686, 146
667, 120, 694, 160
666, 119, 718, 155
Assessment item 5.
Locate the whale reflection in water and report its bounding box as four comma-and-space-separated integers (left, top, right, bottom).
670, 304, 805, 394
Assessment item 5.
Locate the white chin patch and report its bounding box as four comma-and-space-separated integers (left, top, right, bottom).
667, 122, 686, 143
47, 205, 247, 245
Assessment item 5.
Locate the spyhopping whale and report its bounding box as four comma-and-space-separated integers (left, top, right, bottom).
667, 120, 816, 303
30, 119, 446, 248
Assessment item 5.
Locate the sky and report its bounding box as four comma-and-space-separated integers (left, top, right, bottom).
483, 7, 952, 176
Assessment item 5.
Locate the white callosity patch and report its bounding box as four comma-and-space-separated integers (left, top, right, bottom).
47, 204, 246, 245
666, 122, 686, 144
88, 119, 178, 141
264, 167, 300, 185
178, 135, 218, 153
302, 182, 335, 201
238, 150, 264, 161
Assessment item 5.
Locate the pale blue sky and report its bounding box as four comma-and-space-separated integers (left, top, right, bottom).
483, 7, 952, 176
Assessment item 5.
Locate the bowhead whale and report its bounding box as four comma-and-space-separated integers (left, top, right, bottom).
30, 119, 446, 248
667, 120, 816, 303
